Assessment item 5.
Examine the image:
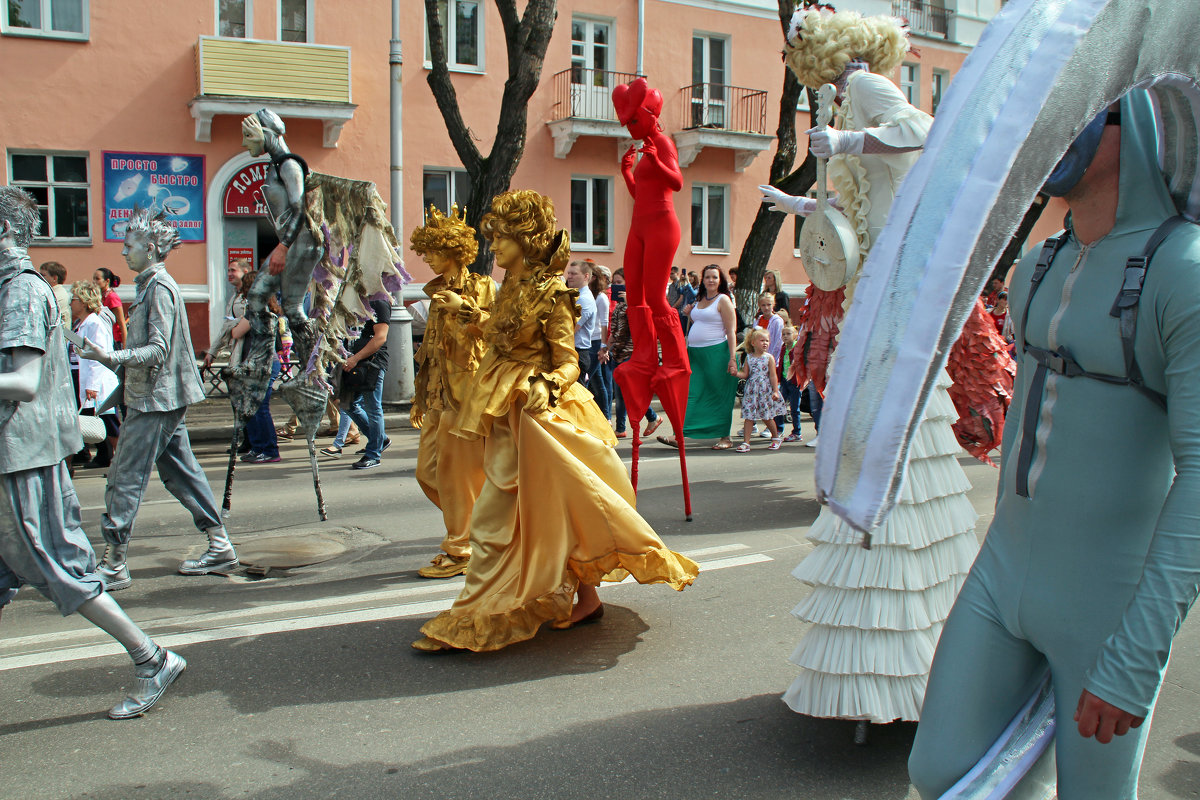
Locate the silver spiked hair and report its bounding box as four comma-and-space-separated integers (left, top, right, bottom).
125, 206, 181, 259
0, 186, 42, 246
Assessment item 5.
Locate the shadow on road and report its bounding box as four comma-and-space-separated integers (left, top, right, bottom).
70, 695, 917, 800
24, 605, 653, 716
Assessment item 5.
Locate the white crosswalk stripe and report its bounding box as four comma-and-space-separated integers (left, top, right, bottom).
0, 544, 773, 671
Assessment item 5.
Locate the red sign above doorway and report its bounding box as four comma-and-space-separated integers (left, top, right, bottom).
223, 160, 270, 217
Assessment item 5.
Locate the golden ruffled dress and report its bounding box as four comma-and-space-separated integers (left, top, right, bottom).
419, 275, 699, 651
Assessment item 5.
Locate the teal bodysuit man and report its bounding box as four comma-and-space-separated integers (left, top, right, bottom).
910, 91, 1200, 797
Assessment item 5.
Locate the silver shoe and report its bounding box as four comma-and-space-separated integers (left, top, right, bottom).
97, 543, 131, 591
178, 527, 239, 575
108, 650, 186, 720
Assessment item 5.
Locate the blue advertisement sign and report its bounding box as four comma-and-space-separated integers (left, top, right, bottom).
102, 151, 205, 243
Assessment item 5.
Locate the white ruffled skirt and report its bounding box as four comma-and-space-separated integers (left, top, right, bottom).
783, 371, 980, 723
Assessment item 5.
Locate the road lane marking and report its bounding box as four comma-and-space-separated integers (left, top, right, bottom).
681, 543, 749, 559
0, 551, 774, 671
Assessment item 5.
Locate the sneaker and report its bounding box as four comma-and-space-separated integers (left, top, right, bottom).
418, 553, 470, 579
108, 650, 186, 720
806, 435, 819, 448
239, 451, 261, 462
758, 429, 772, 439
783, 432, 802, 443
356, 437, 392, 455
320, 445, 343, 457
247, 452, 281, 463
351, 456, 381, 470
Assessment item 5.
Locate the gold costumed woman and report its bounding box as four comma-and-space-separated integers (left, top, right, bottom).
413, 190, 699, 652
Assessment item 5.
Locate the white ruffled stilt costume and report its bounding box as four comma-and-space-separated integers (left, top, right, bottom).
784, 370, 979, 722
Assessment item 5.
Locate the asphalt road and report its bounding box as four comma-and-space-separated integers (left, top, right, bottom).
1, 421, 1199, 799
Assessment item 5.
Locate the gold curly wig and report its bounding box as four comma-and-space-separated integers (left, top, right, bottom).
410, 203, 478, 268
480, 190, 557, 267
784, 9, 909, 89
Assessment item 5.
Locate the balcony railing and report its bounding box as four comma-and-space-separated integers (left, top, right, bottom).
549, 67, 645, 123
892, 0, 951, 39
679, 83, 768, 135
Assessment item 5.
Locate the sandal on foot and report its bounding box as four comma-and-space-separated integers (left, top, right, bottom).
615, 430, 629, 439
735, 442, 752, 453
642, 417, 664, 437
657, 435, 680, 448
712, 440, 734, 450
768, 438, 782, 451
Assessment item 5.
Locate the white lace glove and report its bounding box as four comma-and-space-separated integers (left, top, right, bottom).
806, 127, 865, 158
759, 185, 817, 217
79, 337, 117, 369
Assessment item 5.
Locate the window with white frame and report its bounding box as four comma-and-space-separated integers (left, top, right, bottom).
426, 0, 483, 71
279, 0, 311, 42
690, 34, 729, 129
422, 168, 472, 216
691, 183, 728, 253
8, 152, 90, 242
931, 69, 948, 114
217, 0, 250, 38
900, 63, 919, 106
3, 0, 87, 39
570, 176, 612, 250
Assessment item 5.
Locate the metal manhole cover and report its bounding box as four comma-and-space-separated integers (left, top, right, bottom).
235, 532, 350, 569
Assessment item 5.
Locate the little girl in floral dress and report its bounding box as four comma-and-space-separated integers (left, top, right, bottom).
735, 327, 788, 452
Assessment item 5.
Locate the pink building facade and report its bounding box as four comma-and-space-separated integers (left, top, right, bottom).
1, 0, 1007, 347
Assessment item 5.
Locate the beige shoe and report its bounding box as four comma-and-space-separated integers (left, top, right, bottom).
417, 552, 470, 579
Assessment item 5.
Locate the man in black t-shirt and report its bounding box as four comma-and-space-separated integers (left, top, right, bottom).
342, 298, 391, 469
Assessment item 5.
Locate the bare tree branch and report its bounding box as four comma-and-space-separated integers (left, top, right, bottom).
424, 0, 483, 175
424, 0, 559, 273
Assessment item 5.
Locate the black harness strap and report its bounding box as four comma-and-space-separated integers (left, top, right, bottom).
1014, 216, 1190, 498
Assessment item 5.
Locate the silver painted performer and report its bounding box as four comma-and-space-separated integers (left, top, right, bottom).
240, 108, 322, 363
0, 186, 184, 719
80, 208, 238, 590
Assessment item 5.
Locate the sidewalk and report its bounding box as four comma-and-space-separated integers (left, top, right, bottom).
182, 397, 413, 443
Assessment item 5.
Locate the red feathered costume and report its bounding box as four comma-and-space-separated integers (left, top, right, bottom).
945, 298, 1017, 465
789, 283, 845, 395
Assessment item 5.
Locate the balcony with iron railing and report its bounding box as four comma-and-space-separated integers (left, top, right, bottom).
547, 66, 644, 159
892, 0, 952, 40
188, 36, 357, 148
673, 82, 773, 172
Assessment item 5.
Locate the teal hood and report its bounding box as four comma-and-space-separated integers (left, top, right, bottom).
1112, 90, 1180, 235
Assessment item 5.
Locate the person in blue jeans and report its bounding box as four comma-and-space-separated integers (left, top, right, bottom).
243, 355, 281, 462
342, 297, 390, 470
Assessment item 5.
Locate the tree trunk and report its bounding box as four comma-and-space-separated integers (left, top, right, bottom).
732, 0, 819, 323
424, 0, 559, 275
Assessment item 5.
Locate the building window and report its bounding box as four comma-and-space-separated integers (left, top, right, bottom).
422, 168, 472, 216
690, 34, 729, 128
8, 152, 90, 242
931, 69, 948, 114
279, 0, 311, 42
570, 176, 612, 250
3, 0, 87, 39
900, 63, 919, 106
691, 183, 728, 253
426, 0, 483, 71
217, 0, 250, 38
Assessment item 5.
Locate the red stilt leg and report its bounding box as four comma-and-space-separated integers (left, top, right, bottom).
651, 313, 693, 520
631, 425, 641, 494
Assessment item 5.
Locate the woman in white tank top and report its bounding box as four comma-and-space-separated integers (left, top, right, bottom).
659, 265, 738, 449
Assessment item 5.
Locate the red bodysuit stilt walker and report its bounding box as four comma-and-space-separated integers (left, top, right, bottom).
612, 78, 692, 519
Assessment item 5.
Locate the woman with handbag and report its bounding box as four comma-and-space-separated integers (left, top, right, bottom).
70, 281, 120, 468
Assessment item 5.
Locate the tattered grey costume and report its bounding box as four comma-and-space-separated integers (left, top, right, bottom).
0, 246, 97, 613
100, 263, 226, 548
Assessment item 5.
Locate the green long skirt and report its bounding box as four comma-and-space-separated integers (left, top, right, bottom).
683, 341, 738, 439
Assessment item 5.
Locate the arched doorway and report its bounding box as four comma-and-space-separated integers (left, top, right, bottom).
205, 152, 275, 339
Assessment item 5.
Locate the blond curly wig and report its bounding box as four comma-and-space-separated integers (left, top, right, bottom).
480, 190, 558, 267
784, 9, 910, 89
410, 203, 478, 268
